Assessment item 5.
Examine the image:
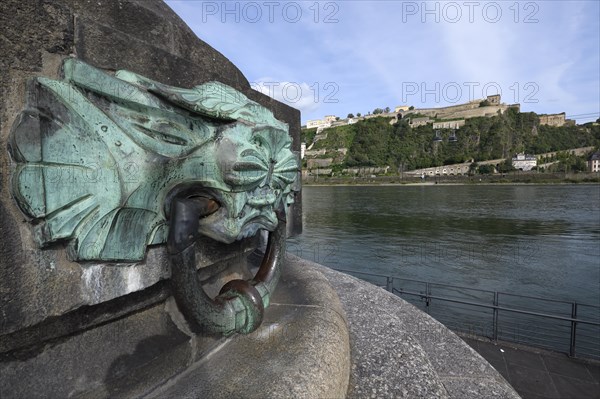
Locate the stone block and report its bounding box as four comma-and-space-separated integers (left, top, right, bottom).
0, 236, 257, 337
0, 302, 192, 398
0, 0, 73, 73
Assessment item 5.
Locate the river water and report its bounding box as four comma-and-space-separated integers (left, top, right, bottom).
288, 184, 600, 355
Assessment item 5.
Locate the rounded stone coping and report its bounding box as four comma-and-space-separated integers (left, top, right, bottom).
293, 255, 522, 399
149, 254, 520, 399
146, 253, 351, 399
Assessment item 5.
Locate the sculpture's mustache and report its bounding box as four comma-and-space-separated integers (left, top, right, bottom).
197, 204, 279, 244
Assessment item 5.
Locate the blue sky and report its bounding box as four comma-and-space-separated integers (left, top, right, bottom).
165, 1, 600, 125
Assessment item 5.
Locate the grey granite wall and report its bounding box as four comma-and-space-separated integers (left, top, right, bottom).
0, 0, 300, 387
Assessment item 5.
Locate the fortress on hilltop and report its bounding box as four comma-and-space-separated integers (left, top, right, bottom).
305, 95, 521, 132
301, 93, 589, 178
305, 94, 575, 133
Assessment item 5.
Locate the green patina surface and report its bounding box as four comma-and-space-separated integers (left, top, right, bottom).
9, 59, 299, 262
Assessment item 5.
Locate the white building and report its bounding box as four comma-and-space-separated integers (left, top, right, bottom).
433, 120, 465, 129
589, 151, 600, 172
395, 105, 410, 113
306, 115, 338, 130
512, 153, 537, 171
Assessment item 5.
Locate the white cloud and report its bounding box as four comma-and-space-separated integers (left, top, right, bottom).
250, 78, 322, 116
166, 0, 600, 124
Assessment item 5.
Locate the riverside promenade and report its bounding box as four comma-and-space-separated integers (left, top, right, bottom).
461, 336, 600, 399
319, 263, 599, 398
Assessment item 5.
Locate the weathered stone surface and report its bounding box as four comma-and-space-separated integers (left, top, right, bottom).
310, 257, 521, 399
0, 1, 73, 73
0, 0, 307, 396
142, 255, 520, 399
0, 237, 257, 337
0, 301, 193, 399
0, 243, 519, 399
73, 18, 247, 90
440, 377, 521, 399
0, 253, 351, 399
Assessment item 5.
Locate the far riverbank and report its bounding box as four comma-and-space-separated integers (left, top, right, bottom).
303, 172, 600, 186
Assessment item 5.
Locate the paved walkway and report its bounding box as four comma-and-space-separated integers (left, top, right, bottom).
461, 335, 600, 399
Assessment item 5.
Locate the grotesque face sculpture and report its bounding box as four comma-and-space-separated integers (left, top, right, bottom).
9, 59, 299, 262
207, 123, 298, 243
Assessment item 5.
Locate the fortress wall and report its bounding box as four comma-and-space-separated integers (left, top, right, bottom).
305, 149, 327, 157
448, 105, 509, 119
405, 163, 472, 176
406, 101, 481, 118
307, 158, 333, 168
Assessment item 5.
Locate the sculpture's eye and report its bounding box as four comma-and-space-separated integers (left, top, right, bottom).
217, 124, 297, 194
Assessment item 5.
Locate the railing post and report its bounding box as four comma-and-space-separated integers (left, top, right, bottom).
493, 292, 499, 341
570, 302, 577, 357
332, 269, 599, 358
425, 282, 431, 314
386, 276, 393, 292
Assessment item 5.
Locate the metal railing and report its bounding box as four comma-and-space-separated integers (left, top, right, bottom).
332, 267, 600, 360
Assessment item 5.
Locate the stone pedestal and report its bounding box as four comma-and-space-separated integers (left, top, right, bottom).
0, 252, 350, 398
1, 2, 521, 398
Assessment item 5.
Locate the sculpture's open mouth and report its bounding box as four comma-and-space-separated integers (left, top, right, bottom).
165, 183, 281, 244
164, 185, 221, 218
189, 196, 220, 219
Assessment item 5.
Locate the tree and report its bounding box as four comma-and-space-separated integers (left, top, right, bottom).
384, 106, 391, 113
572, 157, 587, 172
479, 100, 490, 107
469, 162, 479, 175
497, 159, 514, 173
336, 117, 340, 121
301, 127, 317, 145
357, 112, 362, 117
477, 164, 495, 174
373, 108, 384, 115
347, 113, 354, 118
346, 118, 391, 167
409, 106, 415, 110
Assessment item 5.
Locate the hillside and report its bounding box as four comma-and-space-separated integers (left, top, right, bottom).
302, 108, 600, 172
